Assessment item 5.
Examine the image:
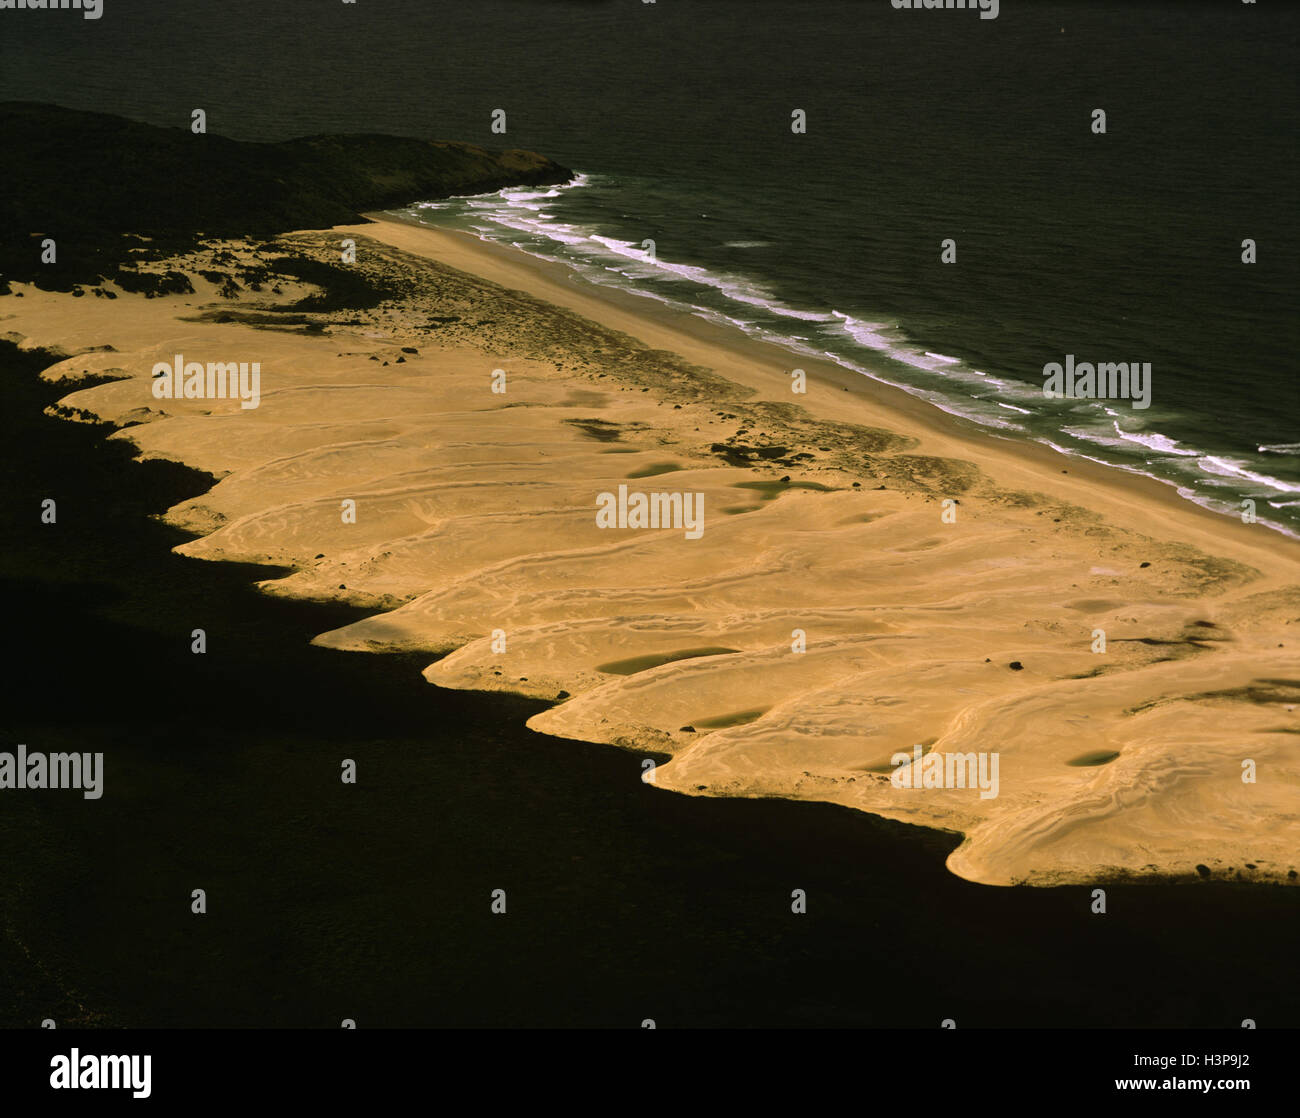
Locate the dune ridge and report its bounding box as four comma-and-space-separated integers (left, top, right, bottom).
4, 218, 1297, 886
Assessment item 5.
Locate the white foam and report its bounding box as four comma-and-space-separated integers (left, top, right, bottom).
1106, 421, 1201, 457
1198, 455, 1300, 494
386, 180, 1299, 538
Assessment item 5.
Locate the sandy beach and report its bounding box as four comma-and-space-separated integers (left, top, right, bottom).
4, 217, 1297, 888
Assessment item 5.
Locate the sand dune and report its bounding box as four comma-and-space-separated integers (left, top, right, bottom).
4, 220, 1297, 886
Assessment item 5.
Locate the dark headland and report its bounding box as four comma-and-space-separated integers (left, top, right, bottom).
0, 101, 571, 290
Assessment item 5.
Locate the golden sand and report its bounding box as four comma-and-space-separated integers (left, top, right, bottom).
5, 218, 1297, 886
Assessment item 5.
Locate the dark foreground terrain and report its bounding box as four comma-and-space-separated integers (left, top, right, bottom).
0, 101, 571, 292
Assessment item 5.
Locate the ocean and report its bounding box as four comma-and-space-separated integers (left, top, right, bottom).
4, 0, 1296, 531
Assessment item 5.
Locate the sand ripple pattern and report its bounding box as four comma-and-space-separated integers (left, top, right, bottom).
14, 228, 1300, 886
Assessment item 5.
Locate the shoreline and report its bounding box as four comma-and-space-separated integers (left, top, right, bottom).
4, 219, 1297, 888
362, 211, 1299, 557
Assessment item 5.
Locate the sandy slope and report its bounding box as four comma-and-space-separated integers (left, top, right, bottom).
4, 220, 1297, 886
